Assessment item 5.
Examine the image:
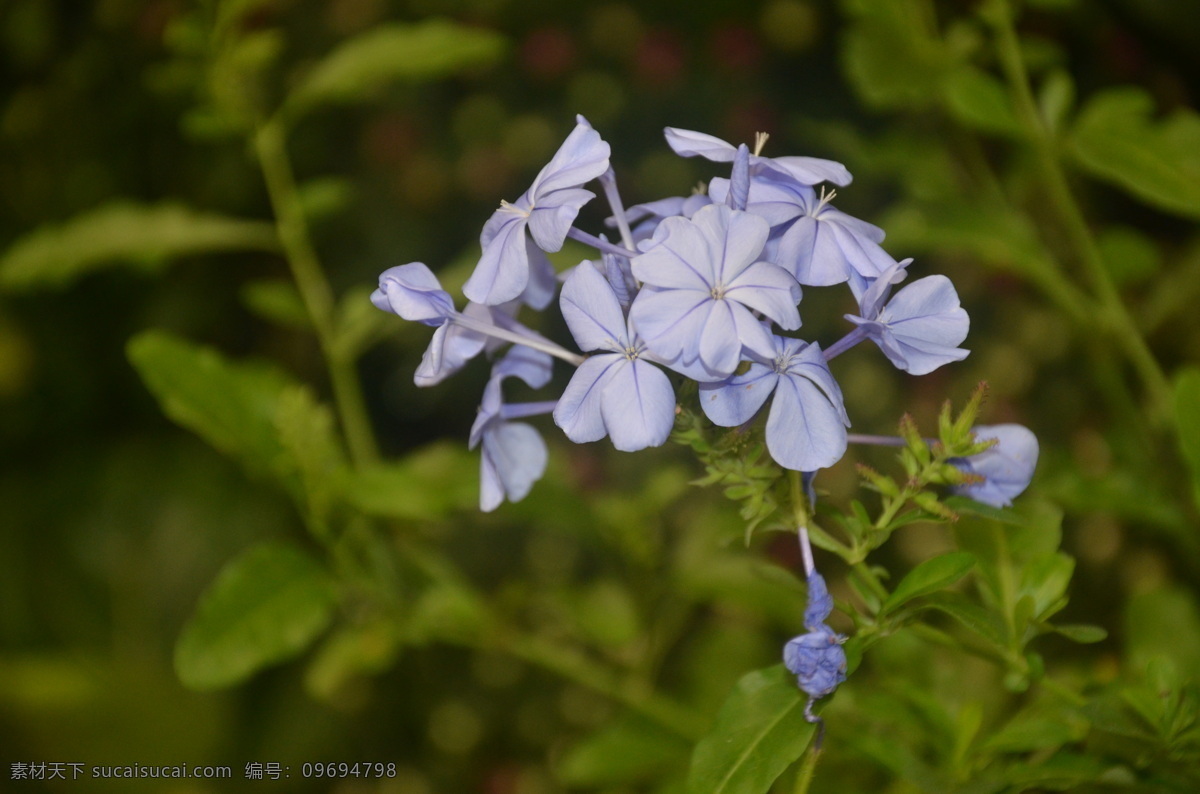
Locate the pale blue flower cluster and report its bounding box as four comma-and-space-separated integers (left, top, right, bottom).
372, 116, 982, 511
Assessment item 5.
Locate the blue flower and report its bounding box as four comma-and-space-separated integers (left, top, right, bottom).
553, 264, 676, 451
700, 335, 849, 471
664, 127, 852, 187
846, 259, 970, 375
372, 262, 455, 326
614, 192, 712, 246
950, 424, 1039, 507
464, 120, 611, 308
709, 172, 893, 286
469, 347, 554, 512
629, 203, 801, 380
784, 572, 847, 700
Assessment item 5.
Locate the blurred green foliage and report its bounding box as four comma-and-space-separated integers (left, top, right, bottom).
2, 0, 1200, 792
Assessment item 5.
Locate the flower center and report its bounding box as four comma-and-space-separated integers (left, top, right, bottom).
499, 198, 531, 217
710, 282, 728, 300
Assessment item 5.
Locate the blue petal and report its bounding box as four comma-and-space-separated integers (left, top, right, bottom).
725, 261, 802, 330
698, 300, 744, 376
480, 421, 548, 512
804, 572, 835, 630
601, 358, 676, 451
373, 262, 454, 326
553, 355, 621, 443
783, 628, 847, 699
528, 187, 596, 252
951, 424, 1039, 507
698, 362, 778, 426
664, 127, 736, 161
494, 345, 554, 389
766, 362, 849, 471
465, 208, 530, 305
759, 155, 853, 187
628, 286, 711, 364
414, 316, 487, 387
522, 242, 558, 310
631, 215, 719, 290
529, 121, 611, 198
560, 256, 627, 352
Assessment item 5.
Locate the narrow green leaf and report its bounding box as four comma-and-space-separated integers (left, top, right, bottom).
920, 592, 1008, 650
1071, 88, 1200, 219
175, 542, 337, 689
559, 716, 690, 787
1174, 367, 1200, 508
286, 20, 506, 117
127, 330, 296, 479
0, 202, 277, 291
881, 552, 975, 615
1051, 624, 1108, 644
686, 665, 815, 794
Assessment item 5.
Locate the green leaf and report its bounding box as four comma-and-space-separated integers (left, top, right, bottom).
340, 442, 479, 521
274, 386, 347, 536
285, 20, 507, 118
175, 542, 337, 689
920, 592, 1008, 650
941, 65, 1023, 138
558, 716, 690, 787
1097, 226, 1161, 286
0, 202, 277, 291
1174, 367, 1200, 508
127, 330, 297, 480
1051, 624, 1108, 643
686, 665, 815, 794
240, 279, 311, 330
1071, 87, 1200, 219
881, 552, 976, 615
840, 0, 947, 110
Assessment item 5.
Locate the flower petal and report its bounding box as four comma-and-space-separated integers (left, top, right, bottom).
530, 122, 611, 198
465, 209, 529, 305
628, 286, 711, 363
765, 366, 849, 471
601, 359, 676, 451
553, 355, 621, 443
560, 261, 627, 352
726, 261, 802, 330
480, 422, 548, 512
698, 363, 778, 426
528, 187, 596, 251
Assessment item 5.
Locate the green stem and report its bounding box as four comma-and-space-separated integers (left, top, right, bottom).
793, 745, 823, 794
986, 0, 1171, 421
254, 119, 380, 467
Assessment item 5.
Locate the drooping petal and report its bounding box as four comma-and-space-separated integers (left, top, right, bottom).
600, 358, 676, 451
529, 121, 611, 198
372, 262, 454, 326
465, 207, 530, 305
804, 572, 835, 631
560, 262, 627, 352
522, 242, 558, 310
783, 628, 847, 699
698, 362, 778, 426
553, 355, 622, 443
951, 424, 1039, 507
494, 345, 554, 389
479, 422, 548, 512
414, 310, 488, 387
760, 155, 853, 188
527, 187, 596, 252
664, 127, 737, 161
